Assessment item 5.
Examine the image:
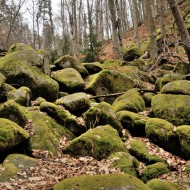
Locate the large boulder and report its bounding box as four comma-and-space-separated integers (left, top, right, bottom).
51, 68, 85, 93
26, 111, 74, 156
85, 69, 134, 103
123, 47, 143, 61
40, 102, 85, 136
176, 125, 190, 159
56, 92, 90, 114
53, 173, 151, 190
83, 102, 123, 135
63, 125, 126, 160
0, 154, 37, 182
7, 43, 33, 53
161, 80, 190, 95
112, 89, 146, 113
0, 118, 29, 152
151, 94, 190, 125
0, 60, 59, 101
145, 118, 181, 155
82, 62, 102, 74
54, 55, 88, 77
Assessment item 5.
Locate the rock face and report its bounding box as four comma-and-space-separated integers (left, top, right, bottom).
0, 118, 29, 152
152, 94, 190, 125
63, 125, 126, 160
0, 60, 59, 101
112, 89, 146, 113
85, 69, 134, 103
53, 174, 151, 190
83, 102, 123, 135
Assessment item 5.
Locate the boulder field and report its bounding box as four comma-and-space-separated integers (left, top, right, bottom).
0, 43, 189, 189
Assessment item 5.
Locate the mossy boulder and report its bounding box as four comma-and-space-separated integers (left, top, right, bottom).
102, 59, 126, 70
0, 118, 29, 152
174, 62, 190, 74
40, 102, 85, 136
32, 97, 46, 106
141, 162, 170, 183
0, 83, 15, 102
129, 139, 164, 164
147, 179, 187, 190
53, 173, 151, 190
129, 58, 148, 71
112, 89, 146, 113
7, 86, 31, 106
161, 80, 190, 95
26, 111, 74, 156
56, 92, 90, 115
85, 69, 134, 103
0, 154, 37, 182
143, 93, 155, 107
145, 118, 181, 155
3, 48, 50, 75
63, 125, 126, 160
123, 47, 143, 61
0, 72, 5, 87
176, 125, 190, 159
0, 100, 27, 127
108, 152, 139, 176
83, 102, 123, 135
51, 68, 85, 93
82, 62, 102, 74
54, 55, 88, 77
7, 43, 33, 53
117, 111, 149, 136
151, 94, 190, 125
0, 60, 59, 101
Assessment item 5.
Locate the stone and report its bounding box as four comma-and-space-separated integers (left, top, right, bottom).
63, 125, 126, 160
123, 47, 143, 61
7, 43, 33, 53
0, 83, 15, 102
82, 62, 102, 74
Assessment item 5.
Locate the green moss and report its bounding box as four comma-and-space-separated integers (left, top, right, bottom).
40, 102, 84, 136
26, 111, 74, 156
83, 102, 123, 135
63, 125, 126, 160
32, 97, 46, 106
117, 111, 149, 136
185, 165, 190, 172
151, 94, 190, 126
0, 83, 15, 101
0, 118, 29, 152
174, 62, 190, 74
53, 173, 151, 190
108, 152, 139, 176
141, 162, 170, 183
51, 68, 84, 93
0, 72, 5, 87
129, 58, 148, 71
82, 62, 102, 74
0, 100, 27, 127
123, 47, 143, 61
176, 125, 190, 159
147, 179, 187, 190
7, 43, 33, 53
102, 59, 126, 70
140, 40, 149, 53
129, 140, 164, 164
112, 89, 145, 113
0, 154, 37, 182
143, 93, 155, 107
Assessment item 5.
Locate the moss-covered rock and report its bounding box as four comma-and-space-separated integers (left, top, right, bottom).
0, 100, 27, 127
82, 62, 102, 74
51, 68, 84, 93
0, 154, 37, 182
54, 55, 88, 77
85, 69, 134, 103
143, 93, 155, 107
112, 89, 146, 113
174, 62, 190, 74
63, 125, 126, 160
7, 86, 31, 106
53, 173, 151, 190
161, 80, 190, 95
176, 125, 190, 159
56, 92, 90, 115
108, 152, 139, 176
123, 47, 143, 61
145, 118, 181, 155
129, 139, 164, 164
129, 58, 148, 71
117, 111, 149, 136
146, 179, 187, 190
7, 43, 33, 53
83, 102, 123, 135
4, 48, 50, 75
26, 111, 74, 156
141, 162, 170, 183
0, 118, 29, 152
32, 97, 46, 106
0, 72, 5, 87
102, 59, 126, 70
40, 102, 85, 136
0, 83, 15, 102
0, 60, 59, 101
151, 94, 190, 125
